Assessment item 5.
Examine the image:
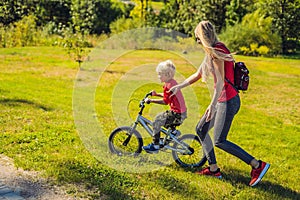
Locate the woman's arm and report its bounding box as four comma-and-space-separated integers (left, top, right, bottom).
169, 66, 202, 94
205, 58, 225, 121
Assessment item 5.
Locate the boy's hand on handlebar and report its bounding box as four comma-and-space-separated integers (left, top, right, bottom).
145, 97, 151, 104
151, 90, 157, 96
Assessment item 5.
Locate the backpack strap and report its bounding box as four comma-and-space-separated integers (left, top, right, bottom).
225, 77, 239, 93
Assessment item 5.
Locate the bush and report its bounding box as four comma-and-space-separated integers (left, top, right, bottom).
0, 15, 40, 47
257, 45, 270, 56
220, 10, 281, 56
12, 15, 39, 47
239, 44, 270, 56
109, 17, 143, 34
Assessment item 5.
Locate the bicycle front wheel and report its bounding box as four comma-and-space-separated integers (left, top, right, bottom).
172, 134, 207, 168
108, 126, 143, 156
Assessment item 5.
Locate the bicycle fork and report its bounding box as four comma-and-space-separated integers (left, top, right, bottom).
123, 122, 138, 147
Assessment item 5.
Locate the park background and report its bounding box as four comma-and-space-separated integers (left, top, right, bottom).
0, 0, 299, 199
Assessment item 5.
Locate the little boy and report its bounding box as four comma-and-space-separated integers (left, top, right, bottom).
143, 60, 187, 153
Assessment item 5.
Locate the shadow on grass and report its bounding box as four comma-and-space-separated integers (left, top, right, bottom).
0, 98, 52, 111
221, 168, 300, 199
54, 159, 139, 200
153, 166, 299, 199
153, 169, 203, 199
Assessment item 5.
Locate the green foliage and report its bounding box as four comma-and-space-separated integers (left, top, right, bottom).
70, 0, 126, 34
196, 0, 231, 33
225, 0, 256, 26
0, 0, 128, 35
13, 15, 39, 47
0, 15, 40, 47
62, 31, 91, 67
0, 0, 35, 25
155, 0, 203, 36
0, 0, 298, 56
240, 44, 271, 56
220, 10, 281, 56
0, 0, 71, 26
130, 0, 150, 19
110, 16, 143, 34
34, 0, 71, 27
257, 45, 270, 56
262, 0, 300, 54
149, 0, 254, 35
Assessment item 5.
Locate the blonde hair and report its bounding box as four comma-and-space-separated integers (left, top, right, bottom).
195, 21, 233, 82
156, 60, 176, 78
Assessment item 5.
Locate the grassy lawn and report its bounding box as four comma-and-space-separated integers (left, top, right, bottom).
0, 46, 299, 199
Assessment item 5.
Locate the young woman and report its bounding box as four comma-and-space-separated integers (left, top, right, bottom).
169, 21, 270, 186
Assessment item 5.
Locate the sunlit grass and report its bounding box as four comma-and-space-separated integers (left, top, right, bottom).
0, 47, 299, 199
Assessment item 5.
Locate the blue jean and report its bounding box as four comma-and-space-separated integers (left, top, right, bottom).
196, 95, 254, 165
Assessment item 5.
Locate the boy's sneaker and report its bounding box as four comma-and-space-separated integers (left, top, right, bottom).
195, 167, 222, 179
249, 160, 270, 187
142, 143, 159, 154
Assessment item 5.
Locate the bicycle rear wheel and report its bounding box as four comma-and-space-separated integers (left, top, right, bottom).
172, 134, 207, 168
108, 126, 143, 156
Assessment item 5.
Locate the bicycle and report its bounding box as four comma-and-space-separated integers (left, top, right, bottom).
108, 92, 207, 168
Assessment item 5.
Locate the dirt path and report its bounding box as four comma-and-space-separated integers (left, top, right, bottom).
0, 154, 84, 200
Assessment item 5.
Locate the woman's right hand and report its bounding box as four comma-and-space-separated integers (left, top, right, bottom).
205, 104, 216, 122
168, 85, 181, 97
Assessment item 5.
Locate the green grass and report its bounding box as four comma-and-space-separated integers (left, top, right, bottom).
0, 47, 299, 199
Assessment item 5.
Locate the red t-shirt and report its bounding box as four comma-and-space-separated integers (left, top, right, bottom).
214, 42, 238, 102
163, 79, 187, 114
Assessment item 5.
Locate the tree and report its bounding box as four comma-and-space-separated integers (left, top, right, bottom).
34, 0, 71, 27
225, 0, 256, 26
71, 0, 124, 34
154, 0, 233, 35
262, 0, 300, 54
0, 0, 35, 25
220, 9, 281, 56
156, 0, 204, 36
130, 0, 151, 20
197, 0, 231, 33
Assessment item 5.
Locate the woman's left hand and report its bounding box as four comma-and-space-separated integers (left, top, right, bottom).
205, 104, 216, 122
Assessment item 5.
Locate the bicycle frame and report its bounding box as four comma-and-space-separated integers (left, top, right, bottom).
125, 92, 193, 154
130, 113, 191, 154
131, 114, 168, 137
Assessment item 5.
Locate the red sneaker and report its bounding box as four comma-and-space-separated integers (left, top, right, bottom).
195, 167, 222, 179
249, 160, 270, 187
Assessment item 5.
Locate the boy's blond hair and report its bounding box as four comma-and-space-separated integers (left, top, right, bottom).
156, 60, 176, 78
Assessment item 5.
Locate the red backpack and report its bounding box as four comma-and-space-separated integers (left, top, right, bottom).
226, 61, 250, 91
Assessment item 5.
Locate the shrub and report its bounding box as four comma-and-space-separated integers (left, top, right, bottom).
257, 45, 270, 56
220, 10, 281, 56
12, 15, 39, 47
239, 44, 270, 56
109, 17, 143, 34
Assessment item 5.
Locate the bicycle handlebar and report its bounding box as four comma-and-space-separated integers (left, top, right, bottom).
144, 91, 153, 99
139, 91, 152, 109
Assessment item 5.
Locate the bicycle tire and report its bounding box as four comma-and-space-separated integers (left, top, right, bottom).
172, 134, 207, 168
108, 126, 143, 156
